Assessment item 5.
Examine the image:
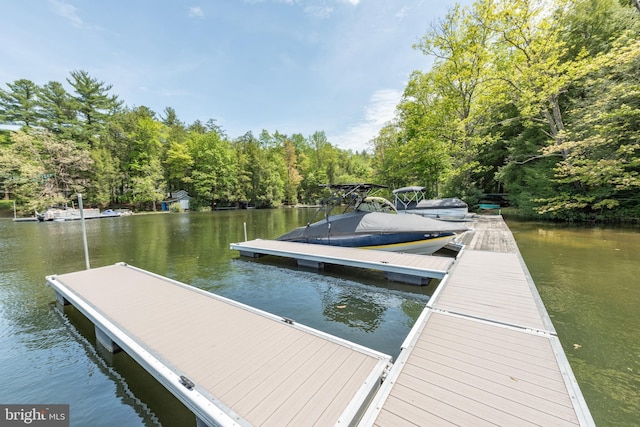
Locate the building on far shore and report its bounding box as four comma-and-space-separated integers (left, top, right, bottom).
161, 190, 191, 211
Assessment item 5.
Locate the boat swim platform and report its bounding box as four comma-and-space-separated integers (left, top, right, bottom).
360, 216, 595, 426
46, 263, 392, 427
229, 239, 454, 285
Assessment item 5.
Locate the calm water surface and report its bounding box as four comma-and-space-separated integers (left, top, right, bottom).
0, 211, 638, 426
506, 220, 640, 427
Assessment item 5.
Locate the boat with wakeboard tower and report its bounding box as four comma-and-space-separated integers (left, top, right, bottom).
392, 186, 469, 220
276, 183, 468, 255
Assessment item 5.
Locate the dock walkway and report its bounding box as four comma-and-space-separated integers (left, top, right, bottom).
229, 239, 453, 285
359, 216, 594, 426
46, 263, 392, 427
47, 216, 594, 426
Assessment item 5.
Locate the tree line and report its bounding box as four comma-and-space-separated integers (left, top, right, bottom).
373, 0, 640, 221
2, 0, 639, 221
0, 69, 373, 213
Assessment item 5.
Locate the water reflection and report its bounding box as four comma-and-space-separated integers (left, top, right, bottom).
320, 284, 386, 332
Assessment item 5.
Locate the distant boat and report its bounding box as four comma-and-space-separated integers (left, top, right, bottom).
392, 186, 469, 220
276, 184, 468, 255
36, 207, 122, 222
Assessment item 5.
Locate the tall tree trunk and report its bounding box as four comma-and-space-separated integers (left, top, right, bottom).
542, 93, 569, 161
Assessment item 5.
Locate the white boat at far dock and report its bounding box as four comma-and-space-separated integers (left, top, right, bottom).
393, 186, 469, 220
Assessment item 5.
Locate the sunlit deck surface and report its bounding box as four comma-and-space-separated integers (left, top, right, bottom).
230, 239, 454, 283
46, 264, 392, 427
360, 215, 594, 426
47, 216, 594, 426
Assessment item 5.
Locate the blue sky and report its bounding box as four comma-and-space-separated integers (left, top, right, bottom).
1, 0, 463, 152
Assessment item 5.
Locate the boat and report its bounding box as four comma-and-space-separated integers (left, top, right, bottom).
276, 184, 468, 255
36, 207, 122, 222
392, 186, 469, 220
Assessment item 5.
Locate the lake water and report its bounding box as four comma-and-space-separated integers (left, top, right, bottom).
0, 210, 638, 426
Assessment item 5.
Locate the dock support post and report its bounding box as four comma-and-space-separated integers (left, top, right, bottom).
196, 416, 214, 427
239, 250, 262, 258
297, 259, 325, 269
95, 325, 121, 353
385, 272, 430, 286
55, 291, 70, 307
78, 193, 91, 270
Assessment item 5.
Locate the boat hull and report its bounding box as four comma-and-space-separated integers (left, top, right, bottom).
276, 202, 468, 256
279, 232, 458, 255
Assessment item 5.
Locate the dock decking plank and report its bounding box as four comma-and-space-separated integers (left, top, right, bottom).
47, 263, 391, 427
364, 216, 593, 427
48, 214, 593, 427
230, 239, 454, 281
433, 250, 549, 330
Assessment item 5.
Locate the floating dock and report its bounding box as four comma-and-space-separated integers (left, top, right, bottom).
229, 239, 454, 285
47, 215, 594, 426
46, 263, 392, 427
360, 216, 594, 426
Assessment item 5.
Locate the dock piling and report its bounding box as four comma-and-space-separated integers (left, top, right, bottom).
77, 193, 91, 270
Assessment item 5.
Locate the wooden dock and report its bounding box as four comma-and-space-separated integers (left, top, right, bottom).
46, 263, 392, 427
359, 216, 595, 426
229, 239, 454, 285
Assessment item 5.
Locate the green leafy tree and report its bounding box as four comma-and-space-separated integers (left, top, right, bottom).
282, 138, 302, 205
188, 129, 235, 207
89, 146, 120, 207
131, 157, 166, 210
536, 39, 640, 219
2, 130, 93, 210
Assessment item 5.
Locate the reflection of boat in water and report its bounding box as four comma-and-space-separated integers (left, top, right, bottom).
36, 207, 124, 222
276, 184, 468, 255
392, 186, 469, 220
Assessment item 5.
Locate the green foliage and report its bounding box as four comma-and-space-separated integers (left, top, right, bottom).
0, 129, 93, 211
535, 38, 640, 220
0, 79, 40, 126
169, 202, 183, 212
371, 0, 640, 222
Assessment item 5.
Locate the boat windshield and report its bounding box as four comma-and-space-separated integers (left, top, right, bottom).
356, 197, 397, 213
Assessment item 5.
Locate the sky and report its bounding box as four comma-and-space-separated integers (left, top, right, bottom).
0, 0, 465, 152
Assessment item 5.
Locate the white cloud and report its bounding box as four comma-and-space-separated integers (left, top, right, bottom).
330, 89, 402, 152
304, 5, 334, 18
48, 0, 84, 28
189, 6, 205, 18
396, 6, 409, 20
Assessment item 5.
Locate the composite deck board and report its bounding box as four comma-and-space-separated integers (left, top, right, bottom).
456, 215, 519, 253
48, 263, 391, 426
419, 314, 556, 361
230, 239, 454, 280
433, 250, 548, 330
371, 312, 580, 426
365, 216, 593, 427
